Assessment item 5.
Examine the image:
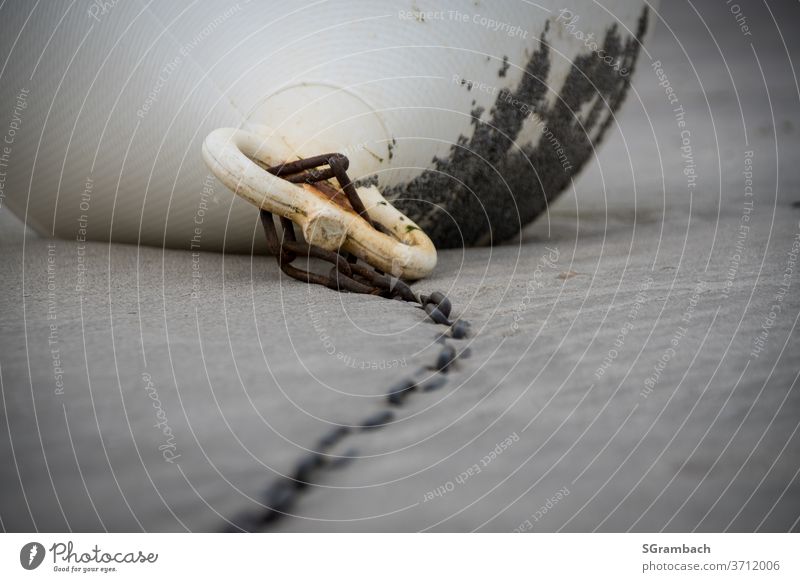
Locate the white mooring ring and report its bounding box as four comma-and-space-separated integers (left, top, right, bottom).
202, 127, 437, 280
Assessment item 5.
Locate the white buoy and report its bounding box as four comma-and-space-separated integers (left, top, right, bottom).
0, 1, 652, 252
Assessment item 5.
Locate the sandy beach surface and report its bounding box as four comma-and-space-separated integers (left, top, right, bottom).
1, 2, 799, 532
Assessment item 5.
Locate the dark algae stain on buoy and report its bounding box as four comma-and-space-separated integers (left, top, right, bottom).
387, 8, 649, 249
498, 55, 510, 78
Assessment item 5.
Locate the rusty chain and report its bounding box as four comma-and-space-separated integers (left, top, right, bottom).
224, 152, 473, 530
259, 152, 461, 325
